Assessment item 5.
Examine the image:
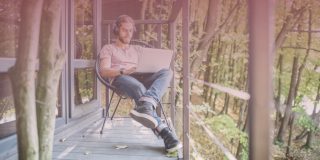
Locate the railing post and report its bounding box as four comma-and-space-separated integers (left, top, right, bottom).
248, 0, 275, 159
169, 22, 176, 128
182, 0, 190, 159
95, 0, 102, 111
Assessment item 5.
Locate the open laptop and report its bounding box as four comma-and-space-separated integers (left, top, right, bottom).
135, 48, 173, 73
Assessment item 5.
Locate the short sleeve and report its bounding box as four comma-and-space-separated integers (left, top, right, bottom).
99, 44, 112, 68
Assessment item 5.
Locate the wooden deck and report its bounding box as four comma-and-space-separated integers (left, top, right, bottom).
52, 118, 177, 160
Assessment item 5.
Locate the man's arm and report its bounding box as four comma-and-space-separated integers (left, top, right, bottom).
99, 59, 136, 78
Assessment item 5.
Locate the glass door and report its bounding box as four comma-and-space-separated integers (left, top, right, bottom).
69, 0, 100, 118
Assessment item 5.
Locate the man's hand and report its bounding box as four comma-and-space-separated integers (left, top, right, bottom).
124, 67, 136, 75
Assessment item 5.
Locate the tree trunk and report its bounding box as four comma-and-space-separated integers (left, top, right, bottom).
220, 94, 229, 114
274, 1, 306, 51
293, 9, 312, 99
276, 55, 299, 142
295, 129, 308, 140
286, 115, 295, 158
305, 130, 314, 149
278, 9, 311, 143
190, 0, 221, 78
236, 111, 249, 159
203, 46, 214, 102
211, 92, 218, 111
276, 11, 307, 141
208, 36, 222, 112
275, 54, 283, 127
36, 1, 65, 159
304, 75, 320, 148
8, 0, 44, 159
237, 102, 247, 128
203, 44, 214, 117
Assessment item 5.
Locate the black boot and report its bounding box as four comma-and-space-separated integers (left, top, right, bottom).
159, 127, 182, 152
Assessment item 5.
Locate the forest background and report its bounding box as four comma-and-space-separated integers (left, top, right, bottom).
0, 0, 319, 159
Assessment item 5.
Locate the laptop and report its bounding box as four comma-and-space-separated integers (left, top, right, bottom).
135, 48, 174, 73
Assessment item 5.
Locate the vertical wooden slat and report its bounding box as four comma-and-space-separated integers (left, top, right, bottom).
60, 0, 69, 124
105, 24, 111, 118
69, 0, 75, 118
248, 0, 274, 159
168, 0, 183, 23
157, 25, 162, 48
169, 22, 176, 128
94, 0, 102, 109
182, 0, 190, 159
107, 24, 111, 44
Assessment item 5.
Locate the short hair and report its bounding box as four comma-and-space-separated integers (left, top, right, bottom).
113, 15, 136, 36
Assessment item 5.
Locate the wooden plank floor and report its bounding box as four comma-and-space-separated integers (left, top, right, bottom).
53, 118, 177, 160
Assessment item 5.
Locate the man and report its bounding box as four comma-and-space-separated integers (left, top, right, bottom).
99, 15, 182, 153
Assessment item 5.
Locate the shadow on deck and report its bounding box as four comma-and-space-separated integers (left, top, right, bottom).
53, 118, 176, 160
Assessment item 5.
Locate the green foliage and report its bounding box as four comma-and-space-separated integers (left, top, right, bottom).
75, 25, 94, 59
299, 68, 320, 97
76, 69, 95, 104
0, 96, 15, 122
75, 0, 93, 22
183, 0, 320, 159
293, 106, 318, 132
292, 95, 318, 133
73, 0, 95, 105
206, 115, 248, 160
192, 103, 215, 115
165, 151, 178, 158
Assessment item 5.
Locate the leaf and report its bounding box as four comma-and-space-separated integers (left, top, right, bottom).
59, 138, 66, 142
114, 144, 128, 149
166, 151, 178, 158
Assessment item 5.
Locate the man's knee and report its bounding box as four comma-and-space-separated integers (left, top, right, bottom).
130, 82, 146, 94
158, 68, 173, 79
113, 75, 146, 95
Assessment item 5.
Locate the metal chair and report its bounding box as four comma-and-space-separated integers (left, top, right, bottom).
96, 40, 171, 134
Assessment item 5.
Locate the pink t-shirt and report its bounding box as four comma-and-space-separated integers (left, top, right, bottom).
100, 44, 142, 70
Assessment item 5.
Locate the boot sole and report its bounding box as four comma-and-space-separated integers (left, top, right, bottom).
166, 143, 183, 153
130, 110, 158, 128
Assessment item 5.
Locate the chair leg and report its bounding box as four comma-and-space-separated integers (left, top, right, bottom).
100, 91, 115, 134
159, 102, 172, 131
111, 96, 123, 120
100, 113, 108, 134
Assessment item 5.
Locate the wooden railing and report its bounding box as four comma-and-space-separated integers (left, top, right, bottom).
190, 77, 248, 160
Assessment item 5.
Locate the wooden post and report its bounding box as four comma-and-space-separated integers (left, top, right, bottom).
169, 22, 176, 128
182, 0, 190, 159
248, 0, 274, 159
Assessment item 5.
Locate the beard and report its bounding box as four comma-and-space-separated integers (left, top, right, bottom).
119, 36, 131, 44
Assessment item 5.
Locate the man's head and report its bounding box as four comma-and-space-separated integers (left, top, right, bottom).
113, 15, 136, 44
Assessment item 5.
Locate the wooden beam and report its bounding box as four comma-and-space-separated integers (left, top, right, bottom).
248, 0, 274, 159
168, 0, 183, 22
0, 58, 16, 72
102, 20, 168, 25
95, 0, 102, 111
182, 0, 190, 159
191, 78, 250, 100
0, 58, 40, 72
191, 112, 237, 160
169, 22, 176, 128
